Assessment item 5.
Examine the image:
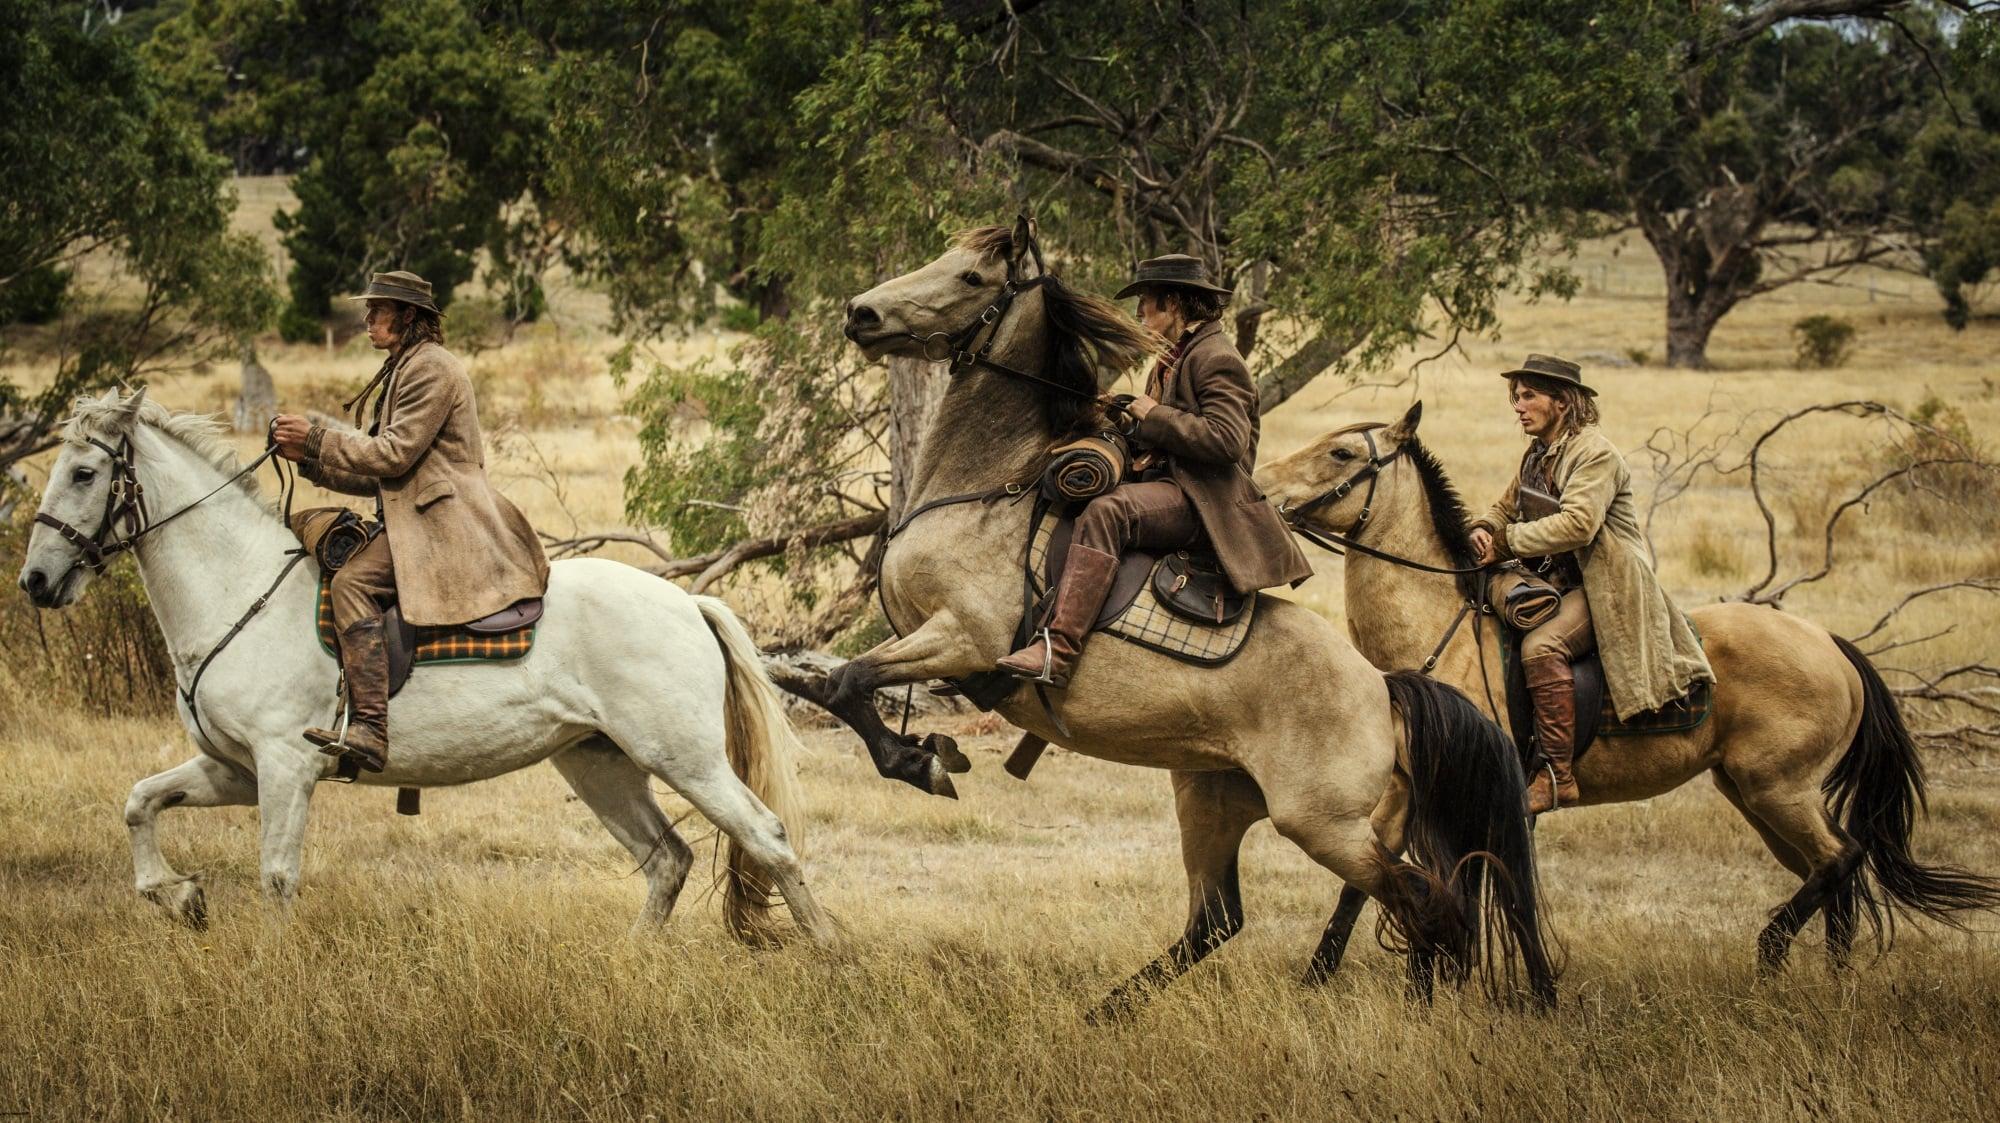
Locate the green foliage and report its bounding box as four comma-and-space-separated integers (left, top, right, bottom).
0, 265, 69, 326
1791, 315, 1857, 370
152, 0, 549, 324
0, 0, 277, 467
1901, 18, 2000, 329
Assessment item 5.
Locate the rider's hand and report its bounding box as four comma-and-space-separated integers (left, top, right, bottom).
1127, 393, 1159, 421
1471, 526, 1497, 564
271, 414, 312, 463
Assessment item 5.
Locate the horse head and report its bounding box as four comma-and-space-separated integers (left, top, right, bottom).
1257, 401, 1427, 536
18, 386, 151, 609
843, 216, 1045, 362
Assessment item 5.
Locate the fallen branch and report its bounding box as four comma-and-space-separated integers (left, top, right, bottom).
542, 511, 887, 587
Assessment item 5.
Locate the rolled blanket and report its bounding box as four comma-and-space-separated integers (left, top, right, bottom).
1487, 565, 1562, 632
288, 506, 377, 572
1041, 429, 1130, 502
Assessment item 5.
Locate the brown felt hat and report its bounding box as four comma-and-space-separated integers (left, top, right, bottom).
1114, 254, 1233, 300
1499, 353, 1596, 396
348, 270, 443, 316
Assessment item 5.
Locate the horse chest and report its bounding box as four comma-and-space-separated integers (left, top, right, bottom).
878, 511, 1024, 640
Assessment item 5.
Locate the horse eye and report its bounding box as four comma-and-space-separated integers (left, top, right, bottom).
72, 467, 96, 484
1330, 448, 1356, 462
961, 271, 984, 287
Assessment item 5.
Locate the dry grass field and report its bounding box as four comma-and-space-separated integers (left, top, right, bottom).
2, 180, 1999, 1120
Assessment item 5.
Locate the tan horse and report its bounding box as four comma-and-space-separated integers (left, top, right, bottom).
825, 220, 1554, 1016
1256, 402, 2000, 975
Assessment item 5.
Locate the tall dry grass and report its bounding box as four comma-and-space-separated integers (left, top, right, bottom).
1, 187, 1998, 1119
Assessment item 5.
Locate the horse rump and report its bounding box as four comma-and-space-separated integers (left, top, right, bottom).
1384, 671, 1558, 1008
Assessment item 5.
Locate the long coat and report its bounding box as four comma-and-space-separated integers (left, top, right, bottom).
1471, 427, 1712, 719
1130, 319, 1313, 595
304, 340, 549, 627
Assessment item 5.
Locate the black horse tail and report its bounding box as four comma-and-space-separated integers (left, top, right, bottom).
1825, 634, 2000, 947
1383, 671, 1558, 1008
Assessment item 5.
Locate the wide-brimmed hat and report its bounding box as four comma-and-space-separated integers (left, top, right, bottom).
1114, 254, 1234, 300
348, 270, 443, 316
1499, 353, 1596, 397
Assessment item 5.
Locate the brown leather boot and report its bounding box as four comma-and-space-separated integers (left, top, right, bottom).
1522, 652, 1581, 815
304, 617, 390, 772
996, 545, 1120, 688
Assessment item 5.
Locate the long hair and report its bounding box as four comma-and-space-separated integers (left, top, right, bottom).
354, 301, 446, 422
1509, 375, 1599, 437
951, 226, 1156, 435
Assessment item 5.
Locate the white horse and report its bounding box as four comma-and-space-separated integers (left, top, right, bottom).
17, 388, 831, 943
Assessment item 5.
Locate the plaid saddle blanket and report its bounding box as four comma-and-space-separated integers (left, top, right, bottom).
1027, 518, 1257, 666
314, 580, 536, 663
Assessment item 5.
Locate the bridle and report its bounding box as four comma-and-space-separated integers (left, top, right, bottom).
34, 423, 304, 748
1276, 430, 1499, 702
888, 225, 1098, 403
35, 430, 280, 576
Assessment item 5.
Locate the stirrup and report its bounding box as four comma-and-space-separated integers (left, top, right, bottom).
1026, 626, 1059, 685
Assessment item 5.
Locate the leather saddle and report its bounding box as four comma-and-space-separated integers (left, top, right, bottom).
1040, 516, 1247, 629
1499, 629, 1711, 768
380, 598, 543, 697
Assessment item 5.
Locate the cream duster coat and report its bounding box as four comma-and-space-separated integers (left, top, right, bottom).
1470, 427, 1712, 719
303, 340, 548, 626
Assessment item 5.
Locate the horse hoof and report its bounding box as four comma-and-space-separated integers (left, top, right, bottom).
926, 758, 960, 800
925, 734, 971, 774
1084, 993, 1141, 1027
144, 879, 208, 931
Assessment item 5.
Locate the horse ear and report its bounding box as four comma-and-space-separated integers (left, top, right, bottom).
1011, 213, 1034, 266
111, 385, 148, 431
1387, 399, 1423, 441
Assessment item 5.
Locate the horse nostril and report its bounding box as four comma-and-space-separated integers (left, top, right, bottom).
22, 569, 47, 599
849, 302, 880, 327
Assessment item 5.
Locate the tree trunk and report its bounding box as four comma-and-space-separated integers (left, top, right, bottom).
885, 354, 950, 524
1664, 293, 1719, 370
1254, 331, 1364, 415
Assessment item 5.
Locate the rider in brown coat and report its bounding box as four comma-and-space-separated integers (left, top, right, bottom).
997, 255, 1311, 686
270, 271, 548, 772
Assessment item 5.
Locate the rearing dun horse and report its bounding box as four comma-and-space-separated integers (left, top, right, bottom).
1257, 403, 2000, 973
828, 219, 1555, 1015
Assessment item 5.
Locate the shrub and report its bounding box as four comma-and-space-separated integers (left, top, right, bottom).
1792, 314, 1857, 369
1622, 346, 1650, 367
0, 516, 173, 719
0, 265, 71, 325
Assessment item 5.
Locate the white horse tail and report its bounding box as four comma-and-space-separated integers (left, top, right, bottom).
694, 595, 809, 944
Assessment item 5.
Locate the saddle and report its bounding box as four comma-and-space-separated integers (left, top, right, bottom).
947, 499, 1260, 711
1498, 621, 1711, 767
314, 581, 542, 696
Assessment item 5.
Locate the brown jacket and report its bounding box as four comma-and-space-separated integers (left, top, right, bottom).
1471, 427, 1713, 719
1130, 320, 1313, 594
304, 341, 549, 627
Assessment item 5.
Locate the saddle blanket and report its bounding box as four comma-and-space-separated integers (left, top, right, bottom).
1027, 519, 1257, 665
315, 580, 536, 663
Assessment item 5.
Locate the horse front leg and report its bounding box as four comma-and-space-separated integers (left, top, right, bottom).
126, 754, 257, 929
824, 612, 992, 799
252, 750, 322, 911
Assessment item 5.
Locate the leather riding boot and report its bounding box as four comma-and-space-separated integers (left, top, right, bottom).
1522, 652, 1581, 815
303, 617, 390, 772
997, 545, 1120, 688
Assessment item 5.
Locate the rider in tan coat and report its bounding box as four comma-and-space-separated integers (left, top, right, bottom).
1469, 354, 1712, 814
271, 271, 548, 772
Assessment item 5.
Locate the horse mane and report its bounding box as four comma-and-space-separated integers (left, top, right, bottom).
1400, 434, 1485, 599
953, 225, 1159, 435
64, 392, 267, 504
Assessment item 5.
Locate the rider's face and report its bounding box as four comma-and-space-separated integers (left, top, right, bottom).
364, 302, 402, 351
1511, 381, 1566, 442
1136, 291, 1183, 338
